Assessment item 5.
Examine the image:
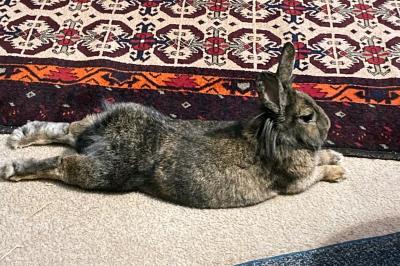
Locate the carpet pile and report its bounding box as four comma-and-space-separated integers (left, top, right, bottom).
1, 135, 399, 265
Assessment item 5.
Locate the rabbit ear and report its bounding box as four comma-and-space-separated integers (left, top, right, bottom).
277, 43, 295, 85
255, 43, 295, 113
256, 72, 287, 113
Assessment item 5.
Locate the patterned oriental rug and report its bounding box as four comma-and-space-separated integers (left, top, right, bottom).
0, 0, 399, 159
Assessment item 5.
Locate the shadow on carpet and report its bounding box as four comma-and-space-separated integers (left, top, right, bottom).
237, 232, 400, 266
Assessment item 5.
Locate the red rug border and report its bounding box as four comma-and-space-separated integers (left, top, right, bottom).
1, 56, 400, 87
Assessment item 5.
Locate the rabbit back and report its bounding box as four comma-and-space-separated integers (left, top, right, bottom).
74, 103, 276, 207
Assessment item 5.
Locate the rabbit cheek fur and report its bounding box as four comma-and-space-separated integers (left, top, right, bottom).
1, 43, 345, 209
282, 91, 331, 151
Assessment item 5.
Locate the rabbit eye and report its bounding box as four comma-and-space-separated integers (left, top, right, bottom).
299, 113, 314, 124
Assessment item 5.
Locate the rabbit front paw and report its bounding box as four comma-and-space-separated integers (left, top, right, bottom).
329, 150, 344, 164
322, 165, 347, 183
318, 150, 344, 165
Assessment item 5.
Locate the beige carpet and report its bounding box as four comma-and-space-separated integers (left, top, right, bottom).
0, 134, 399, 265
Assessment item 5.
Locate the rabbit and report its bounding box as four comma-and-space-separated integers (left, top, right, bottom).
0, 43, 346, 209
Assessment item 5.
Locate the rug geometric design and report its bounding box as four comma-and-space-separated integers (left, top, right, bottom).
0, 0, 400, 158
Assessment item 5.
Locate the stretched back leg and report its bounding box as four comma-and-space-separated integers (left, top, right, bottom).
0, 155, 110, 190
7, 115, 99, 149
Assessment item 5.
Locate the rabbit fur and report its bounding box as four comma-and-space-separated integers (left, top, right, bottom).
1, 43, 346, 208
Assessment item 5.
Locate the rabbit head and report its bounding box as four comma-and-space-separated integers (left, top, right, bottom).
251, 43, 331, 161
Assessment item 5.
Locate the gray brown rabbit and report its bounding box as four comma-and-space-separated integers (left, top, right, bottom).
0, 43, 346, 208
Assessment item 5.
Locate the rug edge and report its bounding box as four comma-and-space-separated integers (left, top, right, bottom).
330, 147, 400, 161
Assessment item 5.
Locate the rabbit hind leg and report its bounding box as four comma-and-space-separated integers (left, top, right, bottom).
0, 155, 109, 190
7, 115, 99, 149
